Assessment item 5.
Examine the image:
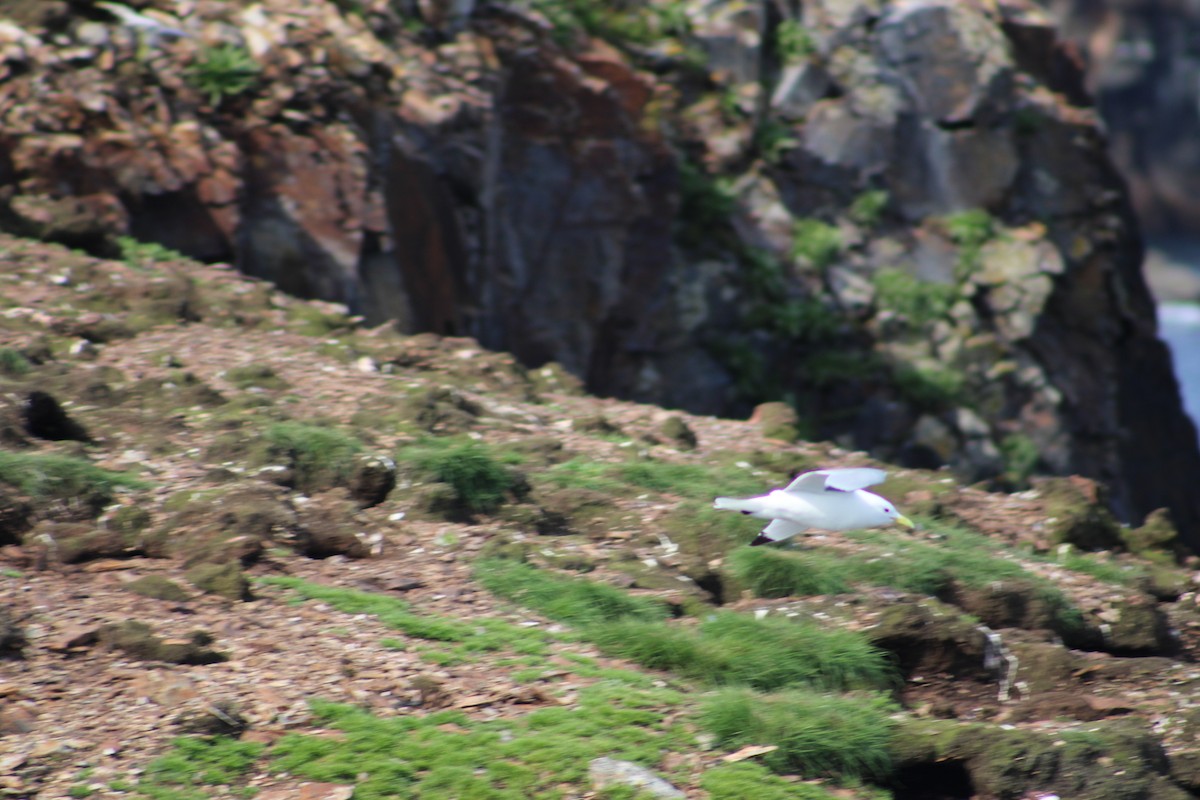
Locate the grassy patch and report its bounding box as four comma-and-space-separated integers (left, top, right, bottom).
872, 268, 956, 325
270, 680, 695, 799
137, 736, 265, 799
701, 688, 897, 779
542, 455, 767, 502
474, 557, 670, 627
0, 450, 145, 511
591, 612, 894, 692
400, 439, 517, 514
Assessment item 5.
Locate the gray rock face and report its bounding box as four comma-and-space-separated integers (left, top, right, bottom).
1, 0, 1197, 541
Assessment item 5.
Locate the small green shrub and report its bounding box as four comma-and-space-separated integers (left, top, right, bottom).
775, 19, 814, 63
849, 190, 889, 228
405, 441, 514, 514
791, 219, 842, 271
942, 209, 995, 278
264, 422, 363, 492
701, 688, 897, 779
186, 44, 260, 106
0, 348, 32, 376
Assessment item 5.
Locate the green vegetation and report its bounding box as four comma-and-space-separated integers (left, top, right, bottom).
269, 681, 695, 799
849, 190, 889, 228
186, 44, 260, 106
591, 612, 893, 692
872, 268, 957, 324
754, 118, 799, 164
999, 432, 1040, 485
542, 454, 766, 502
0, 347, 32, 376
263, 576, 550, 660
676, 159, 736, 250
775, 19, 815, 63
703, 688, 897, 779
942, 208, 995, 279
116, 236, 187, 267
701, 762, 843, 800
263, 421, 363, 492
138, 735, 265, 799
475, 557, 669, 626
892, 363, 965, 410
401, 440, 517, 515
791, 218, 843, 271
0, 450, 145, 508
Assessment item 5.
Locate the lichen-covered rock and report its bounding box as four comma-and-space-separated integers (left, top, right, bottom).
348, 454, 396, 508
1035, 476, 1125, 552
659, 415, 698, 450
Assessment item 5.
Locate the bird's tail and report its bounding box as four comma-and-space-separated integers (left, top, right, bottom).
713, 496, 763, 514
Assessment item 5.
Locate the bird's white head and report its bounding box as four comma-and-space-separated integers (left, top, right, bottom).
862, 491, 915, 529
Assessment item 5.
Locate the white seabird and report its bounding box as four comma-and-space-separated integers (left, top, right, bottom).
713, 467, 915, 546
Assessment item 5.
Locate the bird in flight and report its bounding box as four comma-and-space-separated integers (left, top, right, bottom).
714, 467, 914, 546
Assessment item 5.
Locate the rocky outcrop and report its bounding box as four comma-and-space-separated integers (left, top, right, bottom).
1040, 0, 1200, 235
1, 0, 1198, 541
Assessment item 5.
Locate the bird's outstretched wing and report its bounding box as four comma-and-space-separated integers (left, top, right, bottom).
784, 467, 887, 495
755, 519, 805, 543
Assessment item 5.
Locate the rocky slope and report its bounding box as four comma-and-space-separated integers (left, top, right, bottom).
3, 236, 1200, 799
1, 0, 1198, 543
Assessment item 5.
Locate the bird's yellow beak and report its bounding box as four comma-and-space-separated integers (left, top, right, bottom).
895, 514, 915, 529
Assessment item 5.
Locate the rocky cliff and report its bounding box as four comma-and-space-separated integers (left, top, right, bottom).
1042, 0, 1200, 236
1, 0, 1198, 544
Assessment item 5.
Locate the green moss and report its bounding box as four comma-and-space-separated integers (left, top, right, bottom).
849, 190, 889, 228
872, 268, 956, 324
791, 219, 843, 271
999, 433, 1040, 485
701, 762, 839, 799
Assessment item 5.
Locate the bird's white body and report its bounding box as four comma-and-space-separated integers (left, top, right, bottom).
714, 467, 913, 546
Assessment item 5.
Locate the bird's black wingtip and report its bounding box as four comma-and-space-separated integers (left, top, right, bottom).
749, 533, 775, 547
